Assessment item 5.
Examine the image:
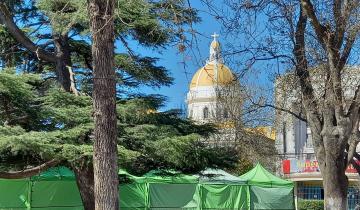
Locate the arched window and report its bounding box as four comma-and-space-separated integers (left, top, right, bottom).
189, 110, 193, 118
224, 108, 229, 118
203, 107, 209, 119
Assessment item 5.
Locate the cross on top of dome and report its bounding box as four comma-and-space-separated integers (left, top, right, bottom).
209, 33, 222, 64
211, 32, 219, 41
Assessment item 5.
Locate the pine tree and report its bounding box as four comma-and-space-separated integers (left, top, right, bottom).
0, 71, 238, 209
0, 1, 237, 209
88, 0, 118, 209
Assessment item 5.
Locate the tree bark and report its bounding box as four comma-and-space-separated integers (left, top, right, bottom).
321, 151, 348, 209
73, 163, 95, 210
53, 34, 78, 94
88, 0, 119, 209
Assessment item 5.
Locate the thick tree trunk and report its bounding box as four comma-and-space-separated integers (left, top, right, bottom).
88, 0, 118, 209
318, 135, 349, 210
322, 159, 348, 209
73, 164, 95, 210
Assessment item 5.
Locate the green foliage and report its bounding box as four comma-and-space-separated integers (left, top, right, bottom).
0, 26, 24, 67
36, 0, 88, 35
41, 88, 93, 129
0, 72, 237, 174
229, 156, 254, 176
0, 70, 43, 129
0, 0, 200, 101
298, 199, 324, 210
128, 134, 238, 175
0, 72, 95, 169
0, 0, 238, 178
115, 0, 168, 46
116, 96, 231, 174
115, 54, 173, 87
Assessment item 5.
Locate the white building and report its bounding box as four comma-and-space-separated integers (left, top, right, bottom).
274, 67, 360, 209
185, 35, 277, 169
186, 34, 241, 125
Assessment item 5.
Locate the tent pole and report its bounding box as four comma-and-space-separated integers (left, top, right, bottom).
247, 185, 251, 210
27, 180, 32, 210
294, 182, 298, 210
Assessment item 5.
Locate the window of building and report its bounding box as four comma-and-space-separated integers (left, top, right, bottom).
297, 186, 324, 200
283, 123, 287, 153
203, 107, 209, 119
224, 108, 229, 118
297, 185, 360, 209
306, 126, 312, 147
189, 110, 193, 118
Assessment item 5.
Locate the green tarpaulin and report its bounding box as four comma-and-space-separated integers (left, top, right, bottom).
239, 163, 293, 187
250, 186, 294, 210
200, 184, 248, 209
119, 183, 147, 209
0, 167, 83, 210
0, 179, 29, 209
0, 165, 294, 210
240, 163, 294, 210
199, 168, 246, 184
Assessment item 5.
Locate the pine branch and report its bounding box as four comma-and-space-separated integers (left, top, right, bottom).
0, 3, 56, 63
0, 159, 59, 179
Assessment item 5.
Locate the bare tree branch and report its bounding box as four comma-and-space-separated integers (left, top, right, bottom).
300, 0, 327, 46
294, 4, 321, 126
251, 99, 308, 122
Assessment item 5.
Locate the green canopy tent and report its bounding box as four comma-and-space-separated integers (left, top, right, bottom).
239, 163, 294, 210
199, 168, 246, 184
198, 169, 248, 210
0, 165, 294, 210
118, 169, 148, 209
119, 169, 249, 210
143, 170, 200, 210
0, 167, 83, 210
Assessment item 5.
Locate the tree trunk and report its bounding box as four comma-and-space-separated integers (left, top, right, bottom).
88, 0, 119, 210
321, 157, 348, 209
73, 163, 95, 210
318, 135, 349, 210
53, 35, 72, 92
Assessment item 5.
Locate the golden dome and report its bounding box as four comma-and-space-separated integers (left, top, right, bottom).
189, 63, 235, 89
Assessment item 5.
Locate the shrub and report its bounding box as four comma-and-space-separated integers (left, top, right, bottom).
298, 199, 324, 210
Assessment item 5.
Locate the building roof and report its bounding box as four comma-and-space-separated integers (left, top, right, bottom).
189, 34, 236, 89
190, 63, 235, 89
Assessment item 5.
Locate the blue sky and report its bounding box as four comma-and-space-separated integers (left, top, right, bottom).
116, 1, 280, 111
122, 2, 225, 111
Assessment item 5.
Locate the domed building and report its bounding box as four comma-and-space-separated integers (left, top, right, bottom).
186, 34, 241, 125
185, 34, 276, 171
